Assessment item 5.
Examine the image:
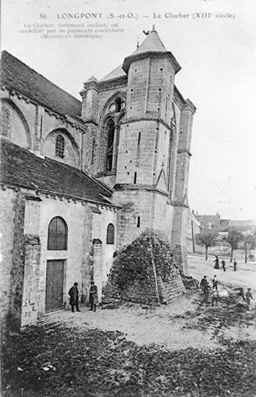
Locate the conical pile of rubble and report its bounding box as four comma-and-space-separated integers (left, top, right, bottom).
103, 229, 185, 305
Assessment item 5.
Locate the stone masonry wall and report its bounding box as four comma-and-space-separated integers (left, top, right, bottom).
0, 188, 20, 332
81, 80, 127, 177
0, 189, 26, 331
38, 197, 93, 315
0, 90, 84, 169
0, 98, 31, 149
114, 190, 153, 249
10, 192, 26, 328
21, 235, 41, 327
91, 206, 117, 300
172, 206, 189, 275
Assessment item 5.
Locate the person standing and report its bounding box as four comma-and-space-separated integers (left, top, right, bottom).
200, 276, 208, 290
200, 276, 210, 299
89, 281, 98, 312
238, 287, 246, 302
204, 282, 211, 299
212, 275, 218, 290
68, 282, 80, 312
245, 288, 253, 307
221, 260, 226, 272
213, 255, 220, 269
233, 259, 237, 271
211, 289, 219, 306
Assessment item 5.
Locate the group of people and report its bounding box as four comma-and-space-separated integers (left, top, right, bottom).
68, 281, 98, 313
237, 287, 254, 307
200, 274, 254, 308
213, 255, 237, 272
200, 275, 219, 306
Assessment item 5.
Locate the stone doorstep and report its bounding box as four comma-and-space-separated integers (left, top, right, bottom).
43, 309, 65, 316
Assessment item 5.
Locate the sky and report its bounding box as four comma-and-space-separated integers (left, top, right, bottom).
1, 0, 256, 220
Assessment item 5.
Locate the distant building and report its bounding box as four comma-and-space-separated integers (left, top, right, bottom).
227, 220, 256, 234
196, 213, 221, 232
194, 214, 256, 256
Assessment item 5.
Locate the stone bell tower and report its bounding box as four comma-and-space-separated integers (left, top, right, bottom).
113, 27, 194, 265
79, 26, 196, 274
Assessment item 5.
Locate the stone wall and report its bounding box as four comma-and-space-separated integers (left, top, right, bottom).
0, 188, 17, 332
171, 206, 189, 274
0, 98, 31, 149
37, 195, 93, 315
91, 206, 117, 299
0, 184, 118, 328
81, 78, 127, 178
113, 188, 176, 253
21, 234, 41, 327
0, 188, 25, 331
0, 90, 85, 169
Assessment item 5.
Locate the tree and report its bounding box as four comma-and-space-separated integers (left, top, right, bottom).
225, 229, 243, 262
195, 231, 218, 260
244, 234, 256, 263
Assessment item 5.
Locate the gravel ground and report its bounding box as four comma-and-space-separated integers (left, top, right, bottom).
1, 255, 256, 397
40, 254, 256, 350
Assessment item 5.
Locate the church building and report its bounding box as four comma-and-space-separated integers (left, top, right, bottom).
0, 27, 196, 329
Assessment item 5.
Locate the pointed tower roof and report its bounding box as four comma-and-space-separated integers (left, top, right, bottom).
123, 26, 181, 74
131, 25, 167, 55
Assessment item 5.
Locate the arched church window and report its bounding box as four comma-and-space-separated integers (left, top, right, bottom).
55, 134, 65, 158
106, 223, 115, 244
47, 217, 68, 250
106, 119, 115, 171
115, 97, 122, 112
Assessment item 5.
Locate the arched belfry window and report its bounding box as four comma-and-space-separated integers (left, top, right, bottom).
106, 223, 115, 244
106, 119, 115, 171
115, 97, 122, 112
47, 217, 68, 250
55, 134, 65, 158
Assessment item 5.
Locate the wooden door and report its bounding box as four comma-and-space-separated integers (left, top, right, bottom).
45, 260, 64, 313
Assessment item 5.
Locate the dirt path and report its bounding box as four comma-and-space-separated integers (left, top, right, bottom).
44, 295, 222, 351
3, 255, 256, 397
43, 254, 256, 352
188, 254, 256, 292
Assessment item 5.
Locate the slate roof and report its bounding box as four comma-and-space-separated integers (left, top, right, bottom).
131, 29, 167, 55
0, 138, 115, 207
123, 29, 181, 74
0, 51, 82, 119
100, 64, 126, 82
